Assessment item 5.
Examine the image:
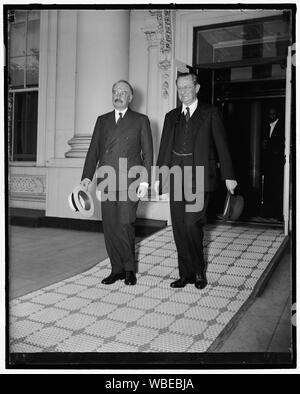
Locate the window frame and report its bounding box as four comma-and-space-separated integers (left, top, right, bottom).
8, 10, 40, 164
192, 14, 292, 69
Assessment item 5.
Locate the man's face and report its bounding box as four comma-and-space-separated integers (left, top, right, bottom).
112, 82, 133, 111
269, 108, 278, 123
177, 75, 200, 106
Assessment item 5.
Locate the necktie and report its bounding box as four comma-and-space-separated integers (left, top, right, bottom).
116, 112, 122, 126
185, 107, 190, 123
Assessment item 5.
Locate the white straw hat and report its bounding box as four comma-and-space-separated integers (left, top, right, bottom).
68, 185, 95, 218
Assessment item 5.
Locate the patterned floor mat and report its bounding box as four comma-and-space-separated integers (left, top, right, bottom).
9, 224, 286, 353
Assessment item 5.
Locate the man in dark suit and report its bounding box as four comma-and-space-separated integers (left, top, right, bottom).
156, 73, 237, 289
262, 106, 285, 220
81, 80, 153, 286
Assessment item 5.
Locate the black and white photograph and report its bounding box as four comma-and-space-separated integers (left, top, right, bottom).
3, 2, 297, 373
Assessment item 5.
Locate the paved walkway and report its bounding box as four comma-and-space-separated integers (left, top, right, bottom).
8, 225, 292, 353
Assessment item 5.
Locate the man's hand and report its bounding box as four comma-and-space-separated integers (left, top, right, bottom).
225, 179, 238, 194
137, 183, 148, 199
80, 178, 91, 191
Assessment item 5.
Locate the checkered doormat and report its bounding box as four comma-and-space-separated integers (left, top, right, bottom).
9, 224, 285, 353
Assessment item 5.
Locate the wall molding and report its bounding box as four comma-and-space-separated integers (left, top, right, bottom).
144, 10, 174, 99
9, 175, 46, 202
142, 27, 160, 47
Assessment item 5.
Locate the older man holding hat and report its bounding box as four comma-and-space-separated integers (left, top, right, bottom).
80, 80, 153, 286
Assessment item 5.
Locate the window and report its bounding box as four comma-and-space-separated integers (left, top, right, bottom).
8, 10, 40, 162
193, 14, 291, 68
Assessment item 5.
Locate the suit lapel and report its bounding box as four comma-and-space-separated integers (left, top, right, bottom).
270, 120, 281, 140
171, 107, 182, 133
119, 108, 135, 132
167, 107, 182, 149
103, 111, 116, 146
105, 109, 133, 148
191, 102, 209, 138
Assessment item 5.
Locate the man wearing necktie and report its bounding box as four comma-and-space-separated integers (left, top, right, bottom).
81, 80, 153, 286
156, 73, 237, 289
262, 106, 285, 220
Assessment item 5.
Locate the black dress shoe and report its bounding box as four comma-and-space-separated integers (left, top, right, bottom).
195, 272, 207, 289
170, 278, 190, 288
125, 271, 137, 285
101, 272, 125, 285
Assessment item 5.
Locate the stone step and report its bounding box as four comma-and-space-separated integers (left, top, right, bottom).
9, 207, 167, 237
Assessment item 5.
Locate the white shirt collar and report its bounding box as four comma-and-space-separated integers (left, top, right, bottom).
182, 99, 198, 117
114, 108, 128, 123
270, 118, 279, 127
269, 118, 279, 137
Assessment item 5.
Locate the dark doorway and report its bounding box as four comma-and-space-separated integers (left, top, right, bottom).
190, 71, 287, 223
207, 96, 286, 223
219, 97, 286, 220
192, 14, 291, 224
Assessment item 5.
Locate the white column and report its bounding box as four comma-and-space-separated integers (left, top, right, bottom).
36, 10, 58, 165
46, 10, 130, 219
65, 10, 130, 157
55, 11, 78, 159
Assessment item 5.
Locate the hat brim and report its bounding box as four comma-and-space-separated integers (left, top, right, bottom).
219, 192, 244, 222
229, 195, 244, 221
68, 192, 78, 212
222, 192, 231, 219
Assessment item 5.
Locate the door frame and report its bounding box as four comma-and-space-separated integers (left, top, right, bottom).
283, 45, 293, 235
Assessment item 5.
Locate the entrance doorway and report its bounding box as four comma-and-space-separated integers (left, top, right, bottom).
192, 14, 291, 224
203, 78, 286, 224
222, 97, 285, 220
